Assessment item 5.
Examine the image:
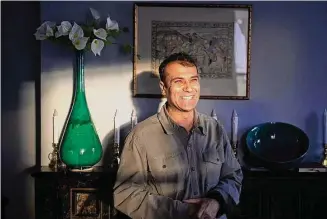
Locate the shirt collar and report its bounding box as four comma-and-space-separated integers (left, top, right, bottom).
157, 103, 206, 135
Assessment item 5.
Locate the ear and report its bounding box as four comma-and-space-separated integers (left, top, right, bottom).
159, 80, 166, 96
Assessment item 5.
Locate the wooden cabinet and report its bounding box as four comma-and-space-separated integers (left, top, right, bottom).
32, 167, 327, 219
32, 167, 117, 219
236, 170, 327, 219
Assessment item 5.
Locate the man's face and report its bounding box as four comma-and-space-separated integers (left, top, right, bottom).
160, 61, 200, 112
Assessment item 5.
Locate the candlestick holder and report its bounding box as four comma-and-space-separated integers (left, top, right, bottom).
48, 143, 64, 171
232, 142, 238, 157
111, 142, 120, 169
323, 144, 327, 167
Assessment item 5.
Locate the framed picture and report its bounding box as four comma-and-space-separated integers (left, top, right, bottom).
133, 3, 252, 100
70, 188, 102, 219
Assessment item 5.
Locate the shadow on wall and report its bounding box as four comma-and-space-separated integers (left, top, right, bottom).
1, 2, 41, 219
97, 71, 163, 211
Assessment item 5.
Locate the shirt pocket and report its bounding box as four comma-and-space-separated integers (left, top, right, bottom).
202, 148, 225, 189
149, 150, 188, 197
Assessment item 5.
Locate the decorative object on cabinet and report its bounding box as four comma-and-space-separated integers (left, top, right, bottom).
133, 3, 252, 100
231, 109, 238, 156
34, 8, 132, 171
111, 110, 120, 169
323, 109, 327, 167
245, 122, 309, 170
131, 109, 138, 129
59, 50, 103, 172
211, 109, 218, 121
48, 109, 62, 171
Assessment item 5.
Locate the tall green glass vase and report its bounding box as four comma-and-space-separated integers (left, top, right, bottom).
59, 50, 103, 171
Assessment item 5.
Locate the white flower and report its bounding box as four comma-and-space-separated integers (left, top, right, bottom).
91, 39, 104, 56
55, 21, 72, 38
93, 28, 107, 40
106, 16, 119, 31
90, 8, 101, 20
69, 22, 84, 41
73, 37, 89, 50
46, 25, 54, 37
34, 21, 56, 40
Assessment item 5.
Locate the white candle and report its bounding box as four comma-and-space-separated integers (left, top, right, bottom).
324, 109, 327, 144
232, 109, 238, 145
211, 109, 218, 121
114, 110, 120, 145
131, 109, 138, 129
52, 109, 58, 144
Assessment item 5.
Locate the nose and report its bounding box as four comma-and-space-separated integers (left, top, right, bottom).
183, 81, 193, 92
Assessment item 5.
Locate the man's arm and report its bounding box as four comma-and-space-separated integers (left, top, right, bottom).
113, 132, 192, 219
206, 124, 243, 217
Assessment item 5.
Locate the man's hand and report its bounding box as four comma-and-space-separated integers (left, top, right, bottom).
184, 198, 220, 219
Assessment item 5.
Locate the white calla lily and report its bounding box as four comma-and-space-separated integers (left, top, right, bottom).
106, 16, 119, 31
69, 22, 84, 41
34, 21, 56, 40
73, 37, 89, 50
91, 39, 104, 56
37, 21, 56, 30
90, 8, 101, 20
46, 25, 54, 37
33, 8, 131, 57
55, 21, 72, 38
93, 28, 107, 40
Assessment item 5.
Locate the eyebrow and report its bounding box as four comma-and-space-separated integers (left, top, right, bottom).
170, 75, 199, 81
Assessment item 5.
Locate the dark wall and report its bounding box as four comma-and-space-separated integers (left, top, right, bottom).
1, 2, 41, 219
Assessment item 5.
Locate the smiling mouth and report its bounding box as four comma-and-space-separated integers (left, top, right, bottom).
181, 96, 194, 100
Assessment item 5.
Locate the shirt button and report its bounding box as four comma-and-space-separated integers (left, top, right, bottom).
191, 167, 195, 171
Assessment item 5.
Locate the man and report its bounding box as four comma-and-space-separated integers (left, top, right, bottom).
113, 53, 243, 219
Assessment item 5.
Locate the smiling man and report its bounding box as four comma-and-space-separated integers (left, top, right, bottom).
113, 53, 243, 219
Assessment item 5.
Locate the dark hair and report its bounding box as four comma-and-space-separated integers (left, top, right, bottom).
158, 52, 197, 83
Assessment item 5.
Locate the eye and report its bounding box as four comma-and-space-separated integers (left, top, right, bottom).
173, 80, 184, 85
190, 78, 199, 84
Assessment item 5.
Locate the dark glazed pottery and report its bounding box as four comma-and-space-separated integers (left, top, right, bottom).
246, 122, 309, 169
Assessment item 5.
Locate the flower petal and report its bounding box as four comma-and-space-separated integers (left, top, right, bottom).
34, 31, 47, 40
73, 37, 89, 50
60, 21, 72, 35
69, 22, 84, 41
90, 8, 101, 20
36, 21, 56, 31
55, 30, 62, 38
91, 39, 104, 56
93, 28, 107, 40
46, 25, 54, 37
106, 16, 119, 31
35, 21, 56, 40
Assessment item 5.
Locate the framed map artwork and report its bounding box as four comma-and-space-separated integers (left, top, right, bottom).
133, 3, 252, 99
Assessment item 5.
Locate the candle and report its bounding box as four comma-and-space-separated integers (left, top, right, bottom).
114, 110, 120, 145
232, 109, 238, 145
52, 109, 58, 144
211, 109, 218, 121
324, 109, 327, 144
131, 109, 138, 129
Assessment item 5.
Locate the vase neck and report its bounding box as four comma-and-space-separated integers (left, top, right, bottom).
75, 50, 85, 93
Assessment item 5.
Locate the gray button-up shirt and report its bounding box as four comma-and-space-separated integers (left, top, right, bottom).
114, 105, 243, 219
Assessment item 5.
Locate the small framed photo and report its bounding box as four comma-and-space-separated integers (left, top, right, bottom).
133, 3, 252, 100
70, 188, 101, 219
